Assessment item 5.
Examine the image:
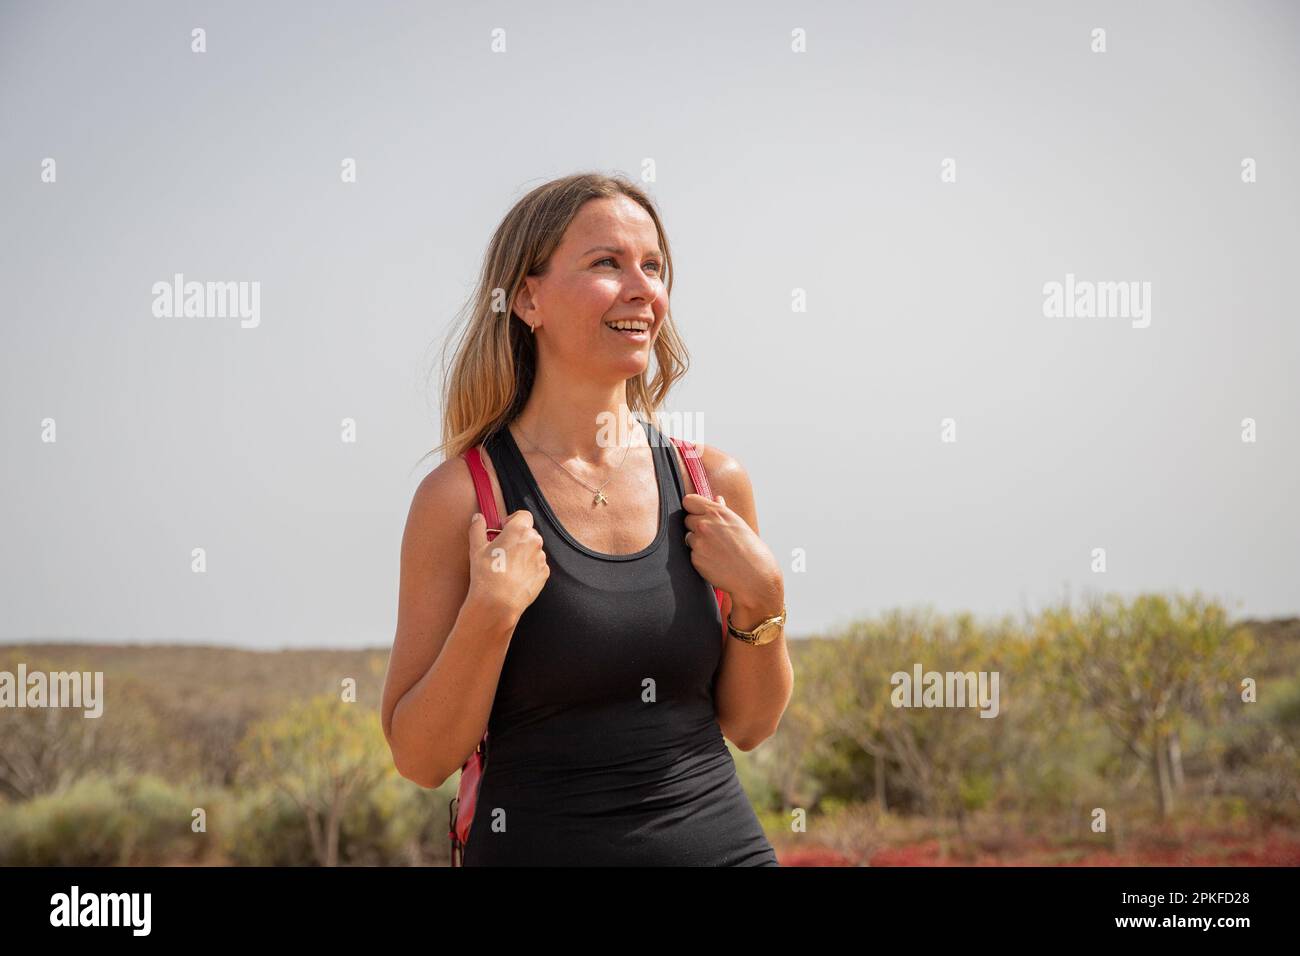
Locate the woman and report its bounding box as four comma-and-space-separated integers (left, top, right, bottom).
381, 172, 793, 865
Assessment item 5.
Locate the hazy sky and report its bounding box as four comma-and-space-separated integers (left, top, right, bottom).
2, 0, 1297, 649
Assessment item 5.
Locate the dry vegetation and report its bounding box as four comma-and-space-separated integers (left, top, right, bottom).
1, 592, 1296, 865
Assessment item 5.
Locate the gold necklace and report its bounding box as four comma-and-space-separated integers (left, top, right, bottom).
513, 420, 639, 507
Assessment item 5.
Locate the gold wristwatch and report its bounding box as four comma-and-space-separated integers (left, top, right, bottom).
726, 603, 787, 646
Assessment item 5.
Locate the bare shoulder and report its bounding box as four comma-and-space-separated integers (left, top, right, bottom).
696, 443, 751, 501
667, 437, 758, 523
406, 454, 476, 538
403, 444, 506, 552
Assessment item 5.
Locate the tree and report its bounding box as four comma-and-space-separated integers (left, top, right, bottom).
801, 607, 1018, 834
1042, 592, 1251, 819
237, 694, 391, 866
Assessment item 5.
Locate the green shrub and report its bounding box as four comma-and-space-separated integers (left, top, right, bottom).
0, 772, 207, 865
224, 775, 455, 866
339, 773, 453, 865
222, 784, 316, 865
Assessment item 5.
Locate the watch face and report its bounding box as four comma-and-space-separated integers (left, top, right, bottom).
755, 612, 785, 643
729, 608, 784, 644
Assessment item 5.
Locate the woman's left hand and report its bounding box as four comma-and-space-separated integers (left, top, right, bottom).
681, 493, 781, 607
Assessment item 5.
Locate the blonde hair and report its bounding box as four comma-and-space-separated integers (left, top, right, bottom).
422, 172, 689, 467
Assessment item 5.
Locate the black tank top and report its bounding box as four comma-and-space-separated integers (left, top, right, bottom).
462, 416, 779, 866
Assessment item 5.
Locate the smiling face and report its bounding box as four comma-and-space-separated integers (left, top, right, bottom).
513, 194, 669, 384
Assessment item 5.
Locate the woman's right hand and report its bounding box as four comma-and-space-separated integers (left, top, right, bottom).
466, 509, 550, 627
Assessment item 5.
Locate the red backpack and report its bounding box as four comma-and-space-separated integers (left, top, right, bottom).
446, 434, 727, 866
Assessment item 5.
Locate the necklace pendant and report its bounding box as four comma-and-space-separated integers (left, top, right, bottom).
593, 490, 608, 506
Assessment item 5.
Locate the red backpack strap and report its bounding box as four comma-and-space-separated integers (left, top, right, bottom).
669, 436, 730, 645
452, 444, 501, 865
462, 445, 503, 540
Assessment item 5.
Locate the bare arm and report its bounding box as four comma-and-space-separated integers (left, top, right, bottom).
380, 455, 523, 788
672, 443, 793, 751
710, 457, 791, 750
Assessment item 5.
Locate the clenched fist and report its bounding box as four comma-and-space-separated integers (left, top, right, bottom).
466, 509, 550, 628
